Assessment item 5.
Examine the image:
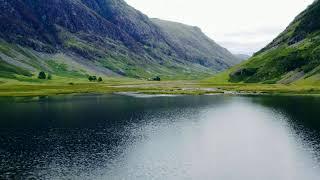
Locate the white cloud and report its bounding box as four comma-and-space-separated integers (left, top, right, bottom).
125, 0, 314, 55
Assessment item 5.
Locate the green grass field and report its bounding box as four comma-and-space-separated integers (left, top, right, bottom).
1, 74, 320, 97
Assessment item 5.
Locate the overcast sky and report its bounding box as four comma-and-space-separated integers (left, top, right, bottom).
125, 0, 314, 55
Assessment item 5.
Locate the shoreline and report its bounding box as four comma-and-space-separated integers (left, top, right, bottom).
0, 78, 320, 97
1, 82, 320, 97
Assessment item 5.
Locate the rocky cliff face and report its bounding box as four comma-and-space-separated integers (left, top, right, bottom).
0, 0, 136, 51
0, 0, 239, 79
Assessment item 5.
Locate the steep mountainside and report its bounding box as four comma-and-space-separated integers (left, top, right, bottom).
219, 0, 320, 84
234, 54, 250, 61
0, 0, 238, 80
151, 19, 240, 70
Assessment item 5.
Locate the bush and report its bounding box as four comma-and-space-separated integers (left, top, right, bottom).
88, 76, 97, 81
152, 76, 161, 81
47, 74, 52, 80
98, 77, 103, 82
38, 71, 46, 79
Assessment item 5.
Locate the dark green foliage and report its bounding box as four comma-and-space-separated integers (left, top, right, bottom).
98, 77, 103, 82
152, 76, 161, 81
47, 74, 52, 80
292, 1, 320, 42
303, 61, 320, 73
38, 72, 46, 79
275, 52, 309, 72
229, 68, 258, 82
88, 76, 97, 81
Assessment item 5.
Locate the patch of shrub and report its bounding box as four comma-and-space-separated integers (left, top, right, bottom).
38, 71, 46, 79
151, 76, 161, 81
276, 52, 309, 72
47, 74, 52, 80
88, 76, 97, 81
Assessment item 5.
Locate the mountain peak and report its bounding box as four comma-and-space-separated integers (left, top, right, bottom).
0, 0, 239, 79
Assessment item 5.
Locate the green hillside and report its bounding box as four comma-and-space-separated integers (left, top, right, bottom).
0, 0, 239, 81
208, 0, 320, 85
151, 19, 241, 69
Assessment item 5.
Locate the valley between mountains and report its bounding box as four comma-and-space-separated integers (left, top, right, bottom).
1, 0, 320, 96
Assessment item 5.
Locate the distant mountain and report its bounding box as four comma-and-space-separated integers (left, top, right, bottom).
223, 0, 320, 84
151, 19, 241, 70
233, 54, 251, 61
0, 0, 239, 80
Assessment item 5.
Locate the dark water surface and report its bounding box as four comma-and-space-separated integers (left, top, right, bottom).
1, 94, 320, 180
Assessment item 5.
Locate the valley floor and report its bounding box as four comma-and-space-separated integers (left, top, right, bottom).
1, 77, 320, 97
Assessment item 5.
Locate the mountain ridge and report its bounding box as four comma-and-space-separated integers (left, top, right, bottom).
0, 0, 239, 80
212, 0, 320, 84
151, 18, 240, 69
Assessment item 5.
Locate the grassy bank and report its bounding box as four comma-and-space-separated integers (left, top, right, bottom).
1, 75, 320, 97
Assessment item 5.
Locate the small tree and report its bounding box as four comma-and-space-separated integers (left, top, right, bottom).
88, 76, 97, 81
98, 77, 103, 82
47, 74, 52, 80
38, 71, 46, 79
153, 76, 161, 81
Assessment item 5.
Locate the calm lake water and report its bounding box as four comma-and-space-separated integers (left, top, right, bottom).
1, 94, 320, 180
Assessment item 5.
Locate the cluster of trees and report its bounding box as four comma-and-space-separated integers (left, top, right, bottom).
150, 76, 161, 81
38, 71, 103, 83
88, 75, 103, 82
38, 72, 52, 80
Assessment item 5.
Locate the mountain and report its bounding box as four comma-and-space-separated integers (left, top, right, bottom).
219, 0, 320, 84
234, 54, 251, 61
0, 0, 239, 80
151, 19, 241, 70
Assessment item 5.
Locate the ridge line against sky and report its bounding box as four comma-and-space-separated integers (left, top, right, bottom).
125, 0, 314, 55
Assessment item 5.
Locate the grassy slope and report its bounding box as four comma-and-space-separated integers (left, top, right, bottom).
228, 34, 320, 84
1, 0, 238, 81
0, 60, 32, 78
206, 1, 320, 85
1, 40, 318, 97
151, 18, 240, 67
61, 26, 219, 80
3, 1, 320, 96
0, 38, 215, 81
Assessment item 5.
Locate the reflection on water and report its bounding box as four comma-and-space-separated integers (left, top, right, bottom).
0, 94, 320, 179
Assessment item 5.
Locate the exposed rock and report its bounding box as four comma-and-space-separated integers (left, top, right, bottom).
0, 0, 240, 78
